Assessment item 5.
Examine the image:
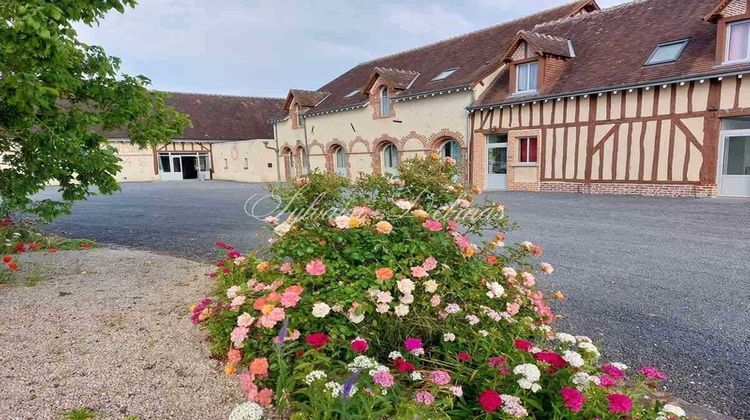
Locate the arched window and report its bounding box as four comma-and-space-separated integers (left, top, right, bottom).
333, 146, 347, 177
298, 147, 309, 175
283, 149, 295, 179
381, 143, 399, 175
379, 86, 390, 116
440, 139, 462, 163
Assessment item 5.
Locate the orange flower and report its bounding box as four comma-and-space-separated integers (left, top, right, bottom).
47, 247, 58, 254
554, 291, 565, 301
375, 221, 393, 234
224, 363, 237, 376
253, 297, 268, 311
375, 267, 394, 281
6, 262, 19, 271
256, 261, 270, 272
249, 357, 269, 377
462, 246, 475, 258
267, 292, 281, 304
485, 255, 497, 264
80, 242, 92, 249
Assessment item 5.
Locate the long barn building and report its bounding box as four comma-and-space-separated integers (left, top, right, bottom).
270, 0, 750, 197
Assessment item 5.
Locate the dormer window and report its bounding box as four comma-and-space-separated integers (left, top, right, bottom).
726, 20, 750, 63
431, 68, 458, 81
379, 86, 391, 116
645, 39, 689, 65
516, 61, 538, 93
345, 89, 360, 98
295, 104, 303, 128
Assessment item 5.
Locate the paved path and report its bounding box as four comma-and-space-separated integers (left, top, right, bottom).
36, 181, 750, 417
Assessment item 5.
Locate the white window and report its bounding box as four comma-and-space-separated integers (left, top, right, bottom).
646, 40, 688, 65
379, 86, 390, 116
727, 20, 750, 63
381, 143, 398, 175
333, 146, 347, 177
299, 148, 309, 175
345, 89, 360, 98
516, 61, 538, 93
440, 140, 461, 162
431, 68, 458, 81
295, 104, 303, 127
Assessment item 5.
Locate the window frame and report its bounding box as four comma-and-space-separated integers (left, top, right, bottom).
379, 86, 391, 117
725, 20, 750, 64
333, 146, 347, 176
295, 104, 303, 128
644, 39, 689, 66
381, 143, 399, 174
431, 67, 459, 82
518, 137, 538, 164
515, 61, 539, 94
344, 89, 360, 98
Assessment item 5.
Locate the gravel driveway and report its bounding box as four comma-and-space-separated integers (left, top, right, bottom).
36, 181, 750, 418
0, 248, 243, 419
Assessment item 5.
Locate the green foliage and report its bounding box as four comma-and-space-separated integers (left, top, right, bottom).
59, 408, 98, 420
194, 158, 677, 419
0, 0, 190, 220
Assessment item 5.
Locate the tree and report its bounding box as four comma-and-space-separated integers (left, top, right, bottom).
0, 0, 190, 220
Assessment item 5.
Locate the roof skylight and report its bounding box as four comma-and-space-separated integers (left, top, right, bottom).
431, 68, 459, 81
344, 89, 360, 98
645, 40, 689, 65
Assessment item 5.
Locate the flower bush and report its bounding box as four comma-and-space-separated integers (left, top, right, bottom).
194, 155, 685, 419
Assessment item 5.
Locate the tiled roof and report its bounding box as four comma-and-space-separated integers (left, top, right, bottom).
363, 67, 420, 92
507, 31, 573, 60
284, 89, 330, 110
107, 92, 284, 140
475, 0, 750, 108
294, 0, 598, 116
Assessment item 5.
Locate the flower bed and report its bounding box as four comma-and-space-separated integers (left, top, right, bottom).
194, 156, 686, 419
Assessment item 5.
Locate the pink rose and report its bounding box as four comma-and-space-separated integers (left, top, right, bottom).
422, 256, 438, 271
305, 259, 326, 276
411, 266, 429, 278
422, 219, 442, 232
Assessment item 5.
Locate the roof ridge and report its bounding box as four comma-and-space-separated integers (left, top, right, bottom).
158, 90, 283, 100
533, 0, 650, 30
290, 88, 329, 94
353, 0, 591, 67
374, 66, 419, 74
522, 30, 569, 42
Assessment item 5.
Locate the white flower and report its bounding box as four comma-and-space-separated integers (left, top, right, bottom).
517, 378, 535, 390
500, 394, 528, 418
572, 372, 592, 390
348, 311, 365, 324
396, 278, 415, 294
575, 335, 592, 343
556, 332, 577, 345
226, 286, 241, 299
443, 332, 456, 342
263, 216, 279, 225
466, 314, 480, 325
540, 262, 554, 274
348, 356, 378, 371
376, 291, 393, 304
513, 363, 541, 382
478, 329, 489, 337
424, 280, 439, 293
410, 348, 425, 356
486, 282, 505, 299
530, 346, 542, 354
400, 294, 414, 304
333, 215, 351, 229
660, 404, 686, 418
367, 365, 389, 376
409, 371, 423, 381
273, 222, 292, 236
501, 267, 517, 278
311, 302, 331, 318
444, 303, 461, 314
578, 342, 600, 357
325, 381, 343, 398
388, 351, 403, 360
531, 383, 541, 393
521, 241, 533, 250
229, 402, 264, 420
376, 303, 390, 313
395, 199, 414, 210
450, 386, 463, 397
332, 304, 344, 313
610, 362, 628, 370
562, 350, 585, 368
394, 304, 410, 317
305, 370, 327, 385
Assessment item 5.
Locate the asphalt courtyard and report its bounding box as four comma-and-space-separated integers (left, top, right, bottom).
36, 181, 750, 417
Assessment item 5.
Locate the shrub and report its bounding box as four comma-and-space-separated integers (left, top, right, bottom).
194, 155, 685, 419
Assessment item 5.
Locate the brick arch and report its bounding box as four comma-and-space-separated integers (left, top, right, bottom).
281, 146, 294, 180
294, 145, 307, 176
324, 140, 349, 174
400, 131, 429, 151
372, 134, 402, 174
348, 136, 370, 154
428, 129, 467, 151
308, 140, 325, 156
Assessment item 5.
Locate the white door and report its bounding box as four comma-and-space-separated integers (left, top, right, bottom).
719, 132, 750, 196
158, 154, 184, 181
486, 135, 508, 190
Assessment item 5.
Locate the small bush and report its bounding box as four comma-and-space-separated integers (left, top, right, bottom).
194, 155, 685, 419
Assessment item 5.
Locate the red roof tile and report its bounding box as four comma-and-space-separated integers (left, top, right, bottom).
300, 0, 598, 115
475, 0, 750, 108
107, 92, 283, 141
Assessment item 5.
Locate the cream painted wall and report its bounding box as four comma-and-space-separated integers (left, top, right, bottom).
112, 141, 160, 182
212, 140, 279, 183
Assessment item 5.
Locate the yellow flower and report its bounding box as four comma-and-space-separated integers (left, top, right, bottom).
463, 246, 476, 258
429, 153, 440, 161
261, 303, 275, 315
375, 221, 393, 234
224, 363, 237, 376
554, 291, 566, 301
412, 209, 429, 220
256, 261, 271, 272
348, 217, 362, 228
198, 307, 212, 321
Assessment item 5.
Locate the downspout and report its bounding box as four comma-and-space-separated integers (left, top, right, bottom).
273, 123, 281, 183
466, 89, 475, 188
302, 115, 311, 174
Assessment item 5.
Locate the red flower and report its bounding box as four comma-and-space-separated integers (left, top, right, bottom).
47, 247, 58, 254
14, 243, 25, 253
477, 390, 503, 413
305, 332, 329, 349
28, 242, 39, 251
561, 387, 585, 412
80, 242, 92, 250
488, 356, 507, 368
485, 255, 497, 264
601, 364, 624, 378
607, 393, 633, 414
2, 255, 11, 264
215, 241, 228, 248
534, 351, 568, 368
514, 339, 533, 352
638, 366, 666, 380
6, 262, 19, 271
393, 358, 415, 373
350, 338, 369, 353
457, 352, 472, 362
227, 251, 241, 259
531, 244, 543, 256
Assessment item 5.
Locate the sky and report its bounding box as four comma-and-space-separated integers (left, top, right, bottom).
75, 0, 627, 98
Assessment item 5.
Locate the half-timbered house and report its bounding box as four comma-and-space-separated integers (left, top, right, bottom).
272, 0, 750, 197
